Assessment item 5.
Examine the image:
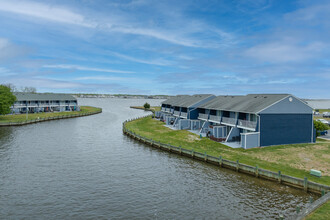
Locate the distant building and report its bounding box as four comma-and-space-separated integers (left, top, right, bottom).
303, 99, 330, 110
11, 93, 79, 114
158, 94, 315, 149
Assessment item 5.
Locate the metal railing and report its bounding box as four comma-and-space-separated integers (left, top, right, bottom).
198, 113, 209, 120
221, 117, 237, 125
173, 110, 180, 116
181, 112, 188, 118
209, 115, 221, 122
237, 119, 257, 129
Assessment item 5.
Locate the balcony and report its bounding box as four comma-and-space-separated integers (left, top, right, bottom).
181, 112, 188, 118
173, 110, 180, 116
198, 113, 209, 120
209, 115, 221, 122
161, 107, 166, 112
221, 117, 237, 126
237, 119, 257, 130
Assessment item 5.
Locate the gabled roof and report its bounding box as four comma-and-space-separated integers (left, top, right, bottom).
162, 95, 190, 105
176, 94, 214, 108
199, 94, 290, 114
14, 93, 77, 101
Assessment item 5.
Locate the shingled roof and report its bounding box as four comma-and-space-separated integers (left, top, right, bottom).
175, 94, 214, 108
198, 94, 290, 114
162, 95, 190, 105
14, 93, 77, 101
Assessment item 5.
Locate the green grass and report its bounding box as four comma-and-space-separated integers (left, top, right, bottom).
315, 109, 330, 113
0, 106, 102, 123
130, 106, 161, 112
125, 116, 330, 185
305, 201, 330, 220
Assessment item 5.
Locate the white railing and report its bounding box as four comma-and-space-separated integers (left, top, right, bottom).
181, 112, 188, 118
161, 107, 166, 112
237, 119, 257, 129
173, 110, 180, 116
198, 113, 209, 120
209, 115, 221, 122
221, 117, 237, 125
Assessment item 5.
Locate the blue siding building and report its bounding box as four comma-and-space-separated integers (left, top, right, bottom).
158, 94, 314, 149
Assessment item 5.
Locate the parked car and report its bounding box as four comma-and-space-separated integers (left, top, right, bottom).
323, 112, 330, 118
317, 119, 330, 126
319, 130, 328, 136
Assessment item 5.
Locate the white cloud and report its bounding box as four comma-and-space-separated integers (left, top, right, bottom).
0, 0, 96, 27
0, 38, 31, 61
110, 52, 173, 66
111, 26, 201, 48
244, 41, 325, 63
0, 38, 9, 49
0, 1, 234, 48
74, 75, 154, 84
43, 64, 134, 74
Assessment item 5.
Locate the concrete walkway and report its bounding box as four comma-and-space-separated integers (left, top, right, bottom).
222, 142, 241, 148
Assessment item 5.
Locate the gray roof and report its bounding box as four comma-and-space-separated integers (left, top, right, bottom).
303, 99, 330, 109
176, 94, 214, 108
14, 93, 77, 101
198, 94, 290, 114
162, 95, 190, 105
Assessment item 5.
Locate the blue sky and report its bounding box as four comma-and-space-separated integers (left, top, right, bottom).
0, 0, 329, 97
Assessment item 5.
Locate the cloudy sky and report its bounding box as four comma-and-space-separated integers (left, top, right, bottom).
0, 0, 329, 97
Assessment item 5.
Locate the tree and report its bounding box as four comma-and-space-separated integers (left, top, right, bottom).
143, 102, 150, 110
0, 85, 17, 115
21, 86, 37, 93
314, 120, 329, 137
4, 83, 18, 92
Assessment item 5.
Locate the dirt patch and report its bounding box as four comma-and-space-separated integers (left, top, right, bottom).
186, 134, 201, 142
296, 152, 330, 175
251, 144, 330, 176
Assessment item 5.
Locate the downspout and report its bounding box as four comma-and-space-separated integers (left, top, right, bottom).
257, 114, 261, 147
311, 114, 314, 143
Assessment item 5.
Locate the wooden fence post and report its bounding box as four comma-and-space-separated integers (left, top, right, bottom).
219, 156, 222, 167
278, 171, 282, 183
304, 177, 308, 192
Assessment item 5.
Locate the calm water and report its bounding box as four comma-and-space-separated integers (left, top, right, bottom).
0, 98, 317, 219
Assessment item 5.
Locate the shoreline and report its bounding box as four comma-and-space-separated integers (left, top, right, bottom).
0, 106, 102, 127
122, 114, 329, 195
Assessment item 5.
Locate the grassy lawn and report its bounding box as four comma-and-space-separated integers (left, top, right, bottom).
125, 116, 330, 185
0, 106, 102, 123
130, 106, 161, 112
305, 201, 330, 220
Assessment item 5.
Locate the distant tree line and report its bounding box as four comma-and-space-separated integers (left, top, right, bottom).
4, 84, 37, 93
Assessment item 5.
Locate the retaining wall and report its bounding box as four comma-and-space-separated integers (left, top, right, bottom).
0, 109, 102, 127
123, 115, 330, 195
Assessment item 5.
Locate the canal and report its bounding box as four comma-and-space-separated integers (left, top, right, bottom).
0, 98, 317, 219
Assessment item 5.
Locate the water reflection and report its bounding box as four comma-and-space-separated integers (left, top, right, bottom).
0, 98, 317, 219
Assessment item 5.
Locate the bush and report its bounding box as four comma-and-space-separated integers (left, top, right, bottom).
314, 120, 329, 137
143, 102, 150, 110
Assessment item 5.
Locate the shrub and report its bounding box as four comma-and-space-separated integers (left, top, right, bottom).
143, 102, 150, 110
